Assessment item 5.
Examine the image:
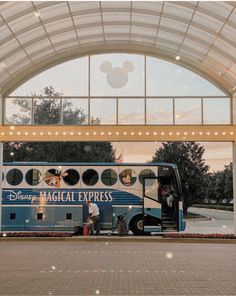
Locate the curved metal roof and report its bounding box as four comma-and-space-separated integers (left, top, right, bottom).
0, 1, 235, 96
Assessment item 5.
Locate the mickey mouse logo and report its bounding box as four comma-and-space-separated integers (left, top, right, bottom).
100, 61, 134, 89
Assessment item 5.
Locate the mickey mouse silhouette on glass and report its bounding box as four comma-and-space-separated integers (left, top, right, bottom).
100, 61, 134, 89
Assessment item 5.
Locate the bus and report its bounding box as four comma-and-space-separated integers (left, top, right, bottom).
0, 162, 186, 234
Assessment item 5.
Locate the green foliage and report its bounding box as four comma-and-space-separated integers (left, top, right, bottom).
4, 142, 115, 163
4, 86, 115, 163
205, 163, 233, 205
152, 142, 209, 213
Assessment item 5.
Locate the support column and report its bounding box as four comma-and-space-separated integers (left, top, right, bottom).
232, 93, 236, 235
0, 90, 3, 232
233, 142, 236, 234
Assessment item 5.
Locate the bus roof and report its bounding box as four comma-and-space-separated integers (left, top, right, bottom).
3, 162, 177, 168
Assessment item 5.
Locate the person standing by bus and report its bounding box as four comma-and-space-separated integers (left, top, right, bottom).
85, 200, 100, 235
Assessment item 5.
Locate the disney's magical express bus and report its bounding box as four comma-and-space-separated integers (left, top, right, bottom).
1, 162, 186, 234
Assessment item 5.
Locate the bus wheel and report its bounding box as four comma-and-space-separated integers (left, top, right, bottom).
130, 215, 144, 235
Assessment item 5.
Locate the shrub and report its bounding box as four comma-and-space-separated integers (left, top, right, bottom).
0, 232, 73, 238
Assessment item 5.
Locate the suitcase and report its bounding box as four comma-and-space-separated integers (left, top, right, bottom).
74, 225, 83, 236
83, 226, 89, 236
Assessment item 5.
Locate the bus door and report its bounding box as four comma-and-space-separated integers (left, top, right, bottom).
143, 177, 162, 233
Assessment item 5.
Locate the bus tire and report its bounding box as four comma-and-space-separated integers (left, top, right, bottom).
130, 215, 144, 235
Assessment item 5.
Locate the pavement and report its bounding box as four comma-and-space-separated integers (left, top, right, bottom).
0, 241, 235, 295
185, 207, 234, 234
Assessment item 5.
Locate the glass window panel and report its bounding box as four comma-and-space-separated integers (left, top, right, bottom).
139, 169, 156, 185
90, 53, 144, 96
146, 99, 173, 125
11, 57, 88, 96
34, 98, 60, 124
146, 56, 225, 96
175, 98, 201, 124
4, 98, 32, 124
82, 169, 99, 186
203, 98, 230, 124
118, 99, 144, 125
6, 169, 23, 186
25, 169, 42, 186
43, 169, 64, 187
63, 98, 88, 125
119, 169, 137, 186
63, 169, 80, 186
90, 99, 116, 125
101, 169, 118, 186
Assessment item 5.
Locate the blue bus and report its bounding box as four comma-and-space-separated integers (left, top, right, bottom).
1, 162, 186, 234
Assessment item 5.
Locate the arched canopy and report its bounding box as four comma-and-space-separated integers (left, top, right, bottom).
0, 1, 235, 96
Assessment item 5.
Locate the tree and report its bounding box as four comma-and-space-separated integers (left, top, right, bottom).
152, 142, 209, 213
205, 163, 233, 205
4, 86, 116, 163
224, 162, 233, 205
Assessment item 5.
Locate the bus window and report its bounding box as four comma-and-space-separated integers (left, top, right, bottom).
101, 169, 118, 186
63, 169, 80, 186
6, 169, 23, 186
119, 169, 137, 186
25, 169, 42, 186
139, 169, 155, 185
43, 169, 66, 187
82, 169, 99, 186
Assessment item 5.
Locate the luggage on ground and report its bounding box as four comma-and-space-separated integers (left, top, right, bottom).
74, 225, 83, 236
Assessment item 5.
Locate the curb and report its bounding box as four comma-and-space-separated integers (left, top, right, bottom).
0, 236, 236, 244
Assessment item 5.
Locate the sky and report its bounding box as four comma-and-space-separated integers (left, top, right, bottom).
112, 142, 232, 172
9, 53, 232, 172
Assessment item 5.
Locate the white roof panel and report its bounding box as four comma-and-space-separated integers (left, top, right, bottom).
45, 18, 74, 34
73, 13, 101, 26
0, 1, 235, 96
17, 27, 46, 45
